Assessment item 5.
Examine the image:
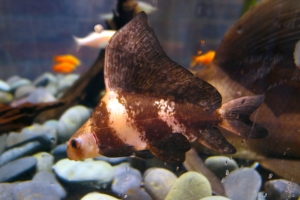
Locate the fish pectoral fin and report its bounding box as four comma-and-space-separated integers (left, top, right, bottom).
134, 150, 154, 160
147, 133, 191, 163
198, 127, 236, 154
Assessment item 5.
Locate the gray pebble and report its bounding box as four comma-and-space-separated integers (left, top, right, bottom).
10, 78, 31, 91
165, 171, 211, 200
57, 105, 92, 143
204, 156, 238, 179
33, 171, 67, 199
6, 132, 20, 147
33, 72, 57, 87
12, 181, 60, 200
0, 183, 15, 200
33, 152, 54, 172
6, 125, 56, 149
123, 186, 152, 200
257, 192, 268, 200
144, 167, 177, 200
1, 133, 55, 167
0, 79, 11, 92
0, 183, 16, 199
200, 196, 230, 200
14, 84, 36, 100
0, 156, 37, 182
51, 144, 67, 162
114, 163, 141, 178
95, 156, 129, 165
7, 124, 57, 148
0, 91, 13, 104
223, 168, 261, 200
20, 124, 57, 147
81, 192, 119, 200
25, 87, 56, 103
57, 73, 79, 93
43, 119, 59, 129
6, 75, 21, 86
53, 158, 114, 184
45, 82, 58, 96
0, 134, 7, 155
265, 179, 300, 200
112, 170, 142, 195
0, 141, 40, 167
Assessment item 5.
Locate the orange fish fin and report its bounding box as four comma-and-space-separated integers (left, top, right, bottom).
53, 54, 80, 66
147, 133, 191, 163
218, 95, 268, 138
198, 127, 236, 154
52, 62, 75, 73
190, 51, 215, 67
200, 51, 215, 65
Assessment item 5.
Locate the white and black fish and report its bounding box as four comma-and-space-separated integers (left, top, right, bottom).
66, 12, 268, 163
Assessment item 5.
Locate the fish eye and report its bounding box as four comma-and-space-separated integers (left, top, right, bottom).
71, 138, 80, 149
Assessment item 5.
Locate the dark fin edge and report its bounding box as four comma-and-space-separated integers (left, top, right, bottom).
147, 133, 191, 163
105, 11, 222, 111
198, 127, 236, 154
218, 95, 268, 139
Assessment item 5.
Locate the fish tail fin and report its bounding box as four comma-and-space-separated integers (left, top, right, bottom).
72, 36, 81, 51
190, 56, 199, 67
218, 95, 268, 139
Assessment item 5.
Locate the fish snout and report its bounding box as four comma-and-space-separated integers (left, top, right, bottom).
66, 131, 101, 160
66, 137, 84, 160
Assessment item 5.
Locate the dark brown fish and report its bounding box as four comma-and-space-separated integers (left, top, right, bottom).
195, 0, 300, 180
66, 12, 267, 163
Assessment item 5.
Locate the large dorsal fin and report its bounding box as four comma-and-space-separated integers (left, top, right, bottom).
105, 12, 221, 110
213, 0, 300, 115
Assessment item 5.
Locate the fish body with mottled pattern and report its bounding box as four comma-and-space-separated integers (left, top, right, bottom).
67, 12, 268, 163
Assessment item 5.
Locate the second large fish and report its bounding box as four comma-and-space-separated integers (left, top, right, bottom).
66, 12, 268, 163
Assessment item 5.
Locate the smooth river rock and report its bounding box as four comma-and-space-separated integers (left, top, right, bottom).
264, 179, 300, 200
0, 157, 37, 182
223, 168, 261, 200
53, 159, 114, 185
33, 152, 54, 172
0, 183, 16, 199
200, 196, 231, 200
12, 181, 61, 200
144, 167, 177, 200
0, 79, 11, 92
81, 192, 119, 200
0, 91, 13, 104
165, 171, 212, 200
112, 164, 142, 195
32, 171, 67, 199
57, 105, 92, 143
204, 156, 238, 179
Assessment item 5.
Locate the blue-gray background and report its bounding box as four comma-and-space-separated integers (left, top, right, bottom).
0, 0, 243, 80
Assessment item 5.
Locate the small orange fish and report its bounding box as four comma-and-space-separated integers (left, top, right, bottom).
53, 54, 81, 66
52, 62, 76, 73
190, 51, 216, 67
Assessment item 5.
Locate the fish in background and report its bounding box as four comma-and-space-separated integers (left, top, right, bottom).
293, 40, 300, 69
195, 0, 300, 181
190, 50, 215, 67
73, 30, 116, 50
52, 54, 81, 73
66, 12, 267, 164
100, 1, 157, 20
